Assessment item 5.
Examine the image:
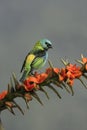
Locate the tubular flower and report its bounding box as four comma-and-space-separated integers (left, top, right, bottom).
59, 68, 67, 82
82, 57, 87, 63
67, 78, 74, 86
66, 64, 82, 78
59, 68, 74, 86
35, 72, 48, 83
23, 76, 39, 91
81, 57, 87, 71
46, 67, 60, 77
0, 90, 8, 100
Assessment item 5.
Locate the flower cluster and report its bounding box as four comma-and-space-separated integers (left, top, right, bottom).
60, 64, 82, 86
21, 64, 82, 92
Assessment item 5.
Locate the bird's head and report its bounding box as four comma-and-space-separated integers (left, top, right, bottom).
34, 39, 52, 50
40, 39, 52, 50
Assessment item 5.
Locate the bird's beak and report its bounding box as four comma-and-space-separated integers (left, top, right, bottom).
50, 45, 53, 49
48, 44, 53, 49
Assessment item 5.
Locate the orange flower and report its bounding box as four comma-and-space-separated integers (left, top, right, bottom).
82, 57, 87, 71
59, 68, 67, 81
46, 67, 60, 77
82, 57, 87, 63
66, 64, 82, 78
60, 69, 74, 86
58, 74, 64, 82
35, 73, 48, 83
53, 68, 60, 74
23, 76, 39, 91
66, 71, 75, 79
67, 79, 74, 86
0, 90, 8, 100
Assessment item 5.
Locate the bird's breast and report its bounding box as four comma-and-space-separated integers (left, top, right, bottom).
43, 52, 48, 61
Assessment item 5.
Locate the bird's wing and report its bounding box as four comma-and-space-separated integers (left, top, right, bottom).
31, 57, 45, 69
20, 53, 36, 72
20, 50, 46, 72
31, 50, 46, 68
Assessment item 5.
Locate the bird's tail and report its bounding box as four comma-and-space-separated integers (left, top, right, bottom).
20, 70, 28, 82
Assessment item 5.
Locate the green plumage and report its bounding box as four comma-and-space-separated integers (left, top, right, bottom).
20, 39, 52, 82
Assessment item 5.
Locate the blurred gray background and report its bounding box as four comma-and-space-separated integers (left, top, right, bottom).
0, 0, 87, 130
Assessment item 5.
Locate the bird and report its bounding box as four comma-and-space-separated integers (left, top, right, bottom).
20, 39, 52, 82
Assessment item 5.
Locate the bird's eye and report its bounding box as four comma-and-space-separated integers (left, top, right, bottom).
45, 42, 52, 48
45, 42, 49, 45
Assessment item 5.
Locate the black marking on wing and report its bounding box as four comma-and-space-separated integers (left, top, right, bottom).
31, 50, 46, 68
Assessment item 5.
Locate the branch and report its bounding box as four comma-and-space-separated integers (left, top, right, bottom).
0, 54, 87, 129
